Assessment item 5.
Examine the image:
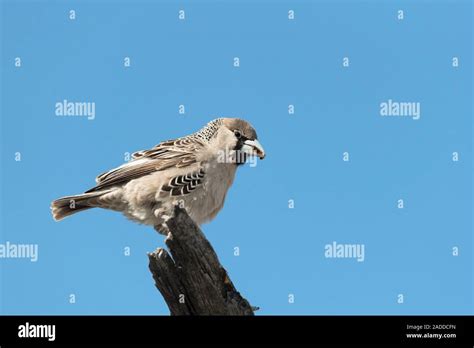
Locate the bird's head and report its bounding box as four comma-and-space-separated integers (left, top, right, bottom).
210, 118, 265, 165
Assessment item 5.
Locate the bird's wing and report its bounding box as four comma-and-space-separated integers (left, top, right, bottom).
160, 168, 206, 197
86, 137, 206, 192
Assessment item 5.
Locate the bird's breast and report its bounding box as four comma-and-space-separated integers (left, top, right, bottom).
189, 162, 237, 224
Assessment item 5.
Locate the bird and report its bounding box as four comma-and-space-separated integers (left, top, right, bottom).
51, 118, 265, 233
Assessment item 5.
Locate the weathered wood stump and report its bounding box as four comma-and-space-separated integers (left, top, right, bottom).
148, 206, 254, 315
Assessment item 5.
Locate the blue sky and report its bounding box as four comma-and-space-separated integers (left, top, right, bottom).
1, 0, 472, 315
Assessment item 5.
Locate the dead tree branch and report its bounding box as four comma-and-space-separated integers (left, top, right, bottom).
148, 206, 254, 315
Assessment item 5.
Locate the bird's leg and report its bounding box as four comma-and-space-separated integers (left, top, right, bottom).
153, 223, 170, 235
153, 204, 174, 236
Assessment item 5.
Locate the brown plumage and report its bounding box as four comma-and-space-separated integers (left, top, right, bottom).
51, 118, 265, 232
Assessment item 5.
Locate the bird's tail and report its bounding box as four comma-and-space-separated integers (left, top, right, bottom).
51, 191, 108, 221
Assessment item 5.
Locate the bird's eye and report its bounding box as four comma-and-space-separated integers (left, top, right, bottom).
234, 130, 242, 138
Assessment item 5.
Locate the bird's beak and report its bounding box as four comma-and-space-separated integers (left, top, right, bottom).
241, 139, 266, 159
